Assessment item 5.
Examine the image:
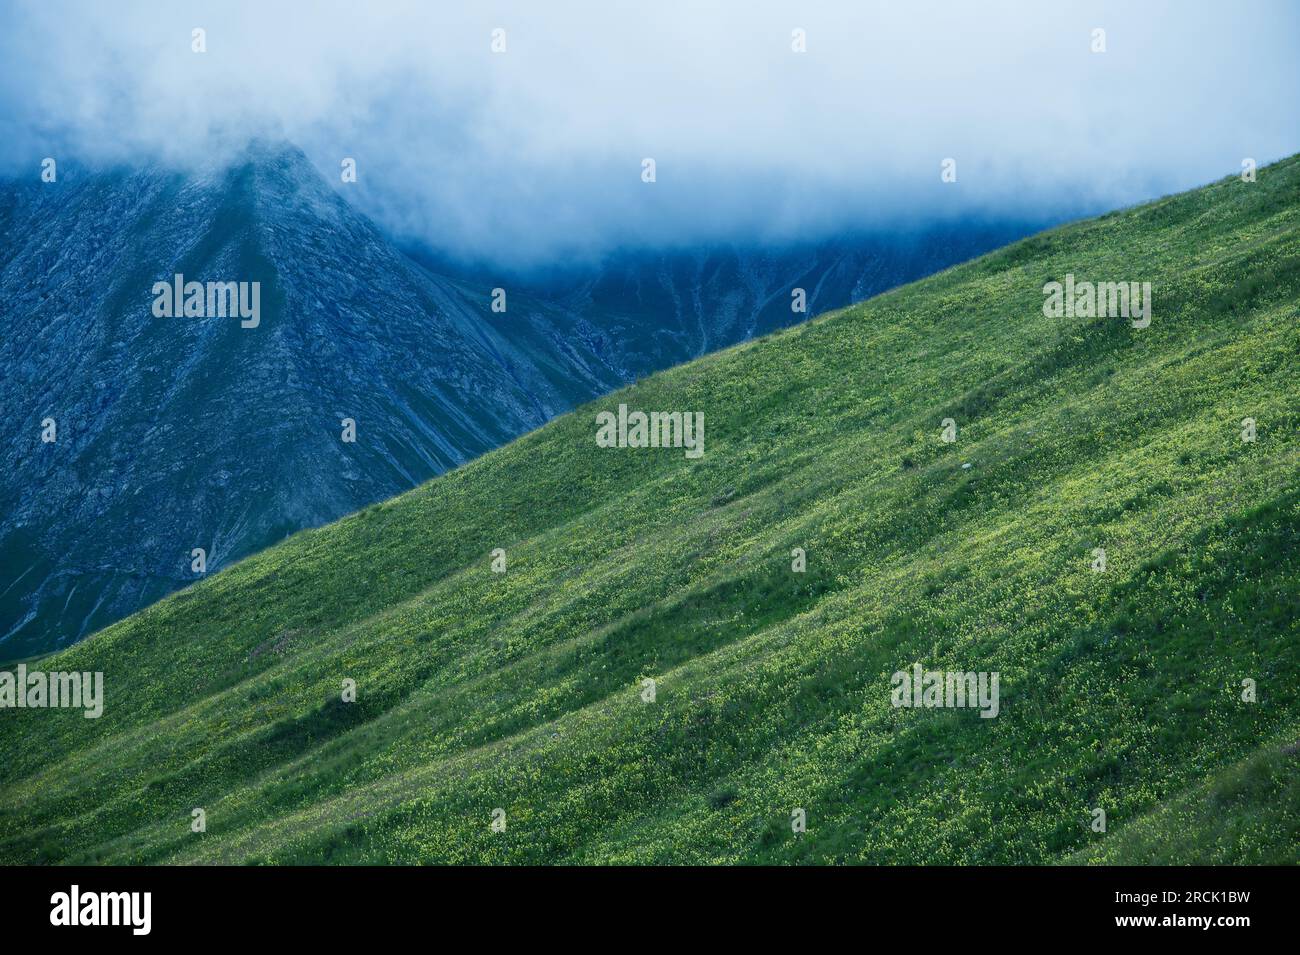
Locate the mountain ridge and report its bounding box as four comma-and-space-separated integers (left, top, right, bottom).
0, 142, 1028, 657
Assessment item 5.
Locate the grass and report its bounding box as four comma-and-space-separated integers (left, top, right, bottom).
0, 157, 1297, 864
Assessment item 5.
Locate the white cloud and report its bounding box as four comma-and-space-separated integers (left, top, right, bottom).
2, 0, 1297, 267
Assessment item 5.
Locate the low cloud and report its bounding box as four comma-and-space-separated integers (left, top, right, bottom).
2, 0, 1297, 269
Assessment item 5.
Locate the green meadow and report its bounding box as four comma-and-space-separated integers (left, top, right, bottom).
1, 156, 1297, 864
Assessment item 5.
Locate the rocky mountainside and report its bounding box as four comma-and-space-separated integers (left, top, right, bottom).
0, 144, 625, 658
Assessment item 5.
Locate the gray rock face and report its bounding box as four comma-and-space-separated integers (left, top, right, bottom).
0, 144, 625, 657
0, 143, 1035, 658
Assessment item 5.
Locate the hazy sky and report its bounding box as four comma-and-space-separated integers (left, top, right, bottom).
2, 0, 1297, 268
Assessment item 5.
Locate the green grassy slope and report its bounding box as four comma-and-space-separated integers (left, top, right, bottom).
1, 158, 1297, 865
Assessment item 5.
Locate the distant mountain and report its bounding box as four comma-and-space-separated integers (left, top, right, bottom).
409, 224, 1038, 381
0, 143, 1033, 658
2, 156, 1295, 864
